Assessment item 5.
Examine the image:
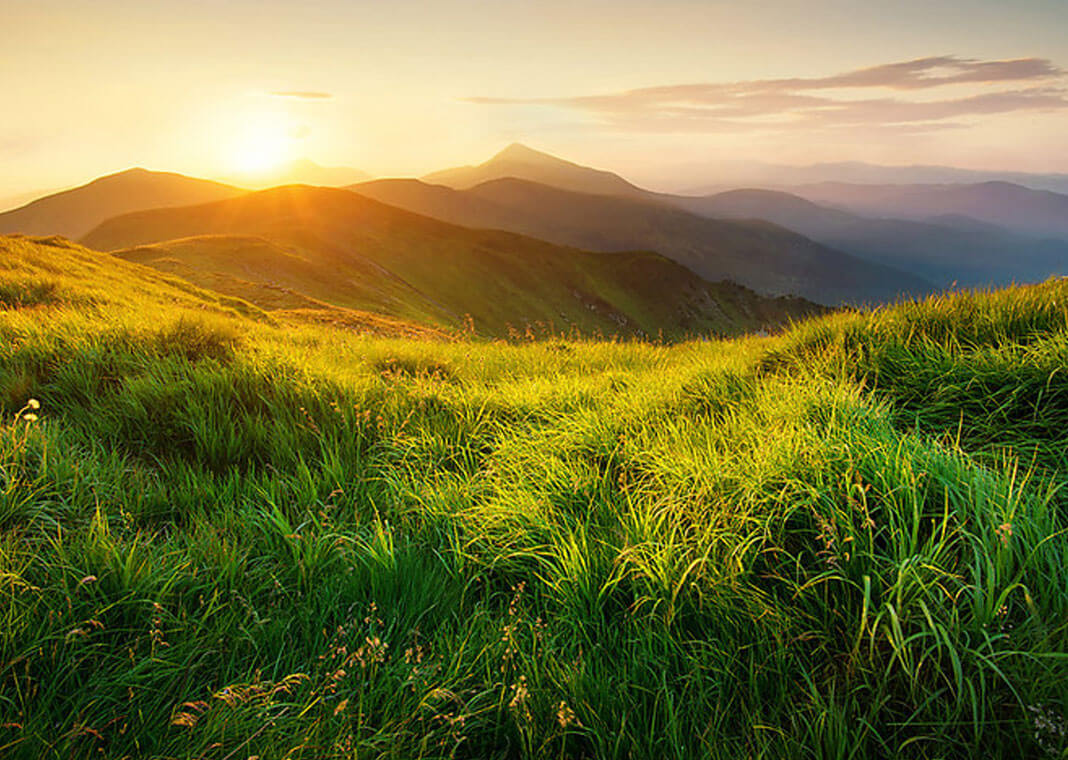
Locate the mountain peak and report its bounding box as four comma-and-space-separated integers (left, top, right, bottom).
423, 143, 644, 197
490, 143, 561, 165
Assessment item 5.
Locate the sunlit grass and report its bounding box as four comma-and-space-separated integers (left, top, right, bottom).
1, 235, 1067, 757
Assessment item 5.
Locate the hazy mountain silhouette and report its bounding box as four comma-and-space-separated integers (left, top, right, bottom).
682, 189, 1068, 287
83, 185, 822, 338
352, 177, 929, 305
0, 168, 245, 239
681, 161, 1068, 196
781, 182, 1068, 240
423, 143, 645, 197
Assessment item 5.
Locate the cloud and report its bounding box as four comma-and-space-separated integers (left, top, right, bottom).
465, 56, 1068, 135
270, 91, 333, 100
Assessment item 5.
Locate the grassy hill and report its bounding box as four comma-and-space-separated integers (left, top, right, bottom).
352, 177, 931, 305
0, 168, 246, 240
2, 234, 1067, 757
82, 186, 823, 339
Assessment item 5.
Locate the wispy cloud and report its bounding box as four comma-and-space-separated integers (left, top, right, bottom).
466, 56, 1068, 134
270, 91, 333, 100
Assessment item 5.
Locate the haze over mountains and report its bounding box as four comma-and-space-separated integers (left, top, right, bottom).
3, 142, 1067, 340
682, 189, 1068, 288
681, 161, 1068, 196
82, 185, 822, 338
406, 145, 1068, 290
778, 182, 1068, 240
0, 169, 244, 239
354, 176, 928, 305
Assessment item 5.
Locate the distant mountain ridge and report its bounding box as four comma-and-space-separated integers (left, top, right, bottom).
687, 188, 1068, 288
412, 144, 1068, 289
778, 181, 1068, 240
353, 175, 929, 305
82, 185, 824, 339
681, 160, 1068, 195
0, 168, 245, 239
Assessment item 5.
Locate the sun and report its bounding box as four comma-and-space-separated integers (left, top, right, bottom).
227, 117, 293, 175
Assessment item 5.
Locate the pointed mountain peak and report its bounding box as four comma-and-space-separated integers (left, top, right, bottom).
489, 143, 564, 165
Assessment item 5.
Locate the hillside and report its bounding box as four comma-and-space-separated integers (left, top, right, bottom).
2, 236, 1067, 757
352, 177, 930, 305
0, 234, 449, 340
82, 186, 822, 339
0, 168, 246, 239
684, 188, 1068, 287
423, 142, 645, 196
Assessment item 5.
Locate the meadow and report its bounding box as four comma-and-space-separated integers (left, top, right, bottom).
2, 235, 1067, 758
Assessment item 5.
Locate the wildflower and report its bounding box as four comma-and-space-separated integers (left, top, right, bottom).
556, 701, 582, 729
21, 413, 37, 422
26, 399, 40, 410
508, 676, 529, 709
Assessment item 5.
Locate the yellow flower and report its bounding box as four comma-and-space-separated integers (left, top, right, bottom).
26, 399, 40, 410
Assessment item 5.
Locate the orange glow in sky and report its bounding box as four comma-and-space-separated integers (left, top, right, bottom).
2, 0, 1067, 197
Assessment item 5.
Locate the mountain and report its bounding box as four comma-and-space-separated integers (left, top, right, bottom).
681, 189, 1068, 288
82, 185, 824, 339
0, 169, 245, 240
221, 158, 372, 189
0, 187, 63, 214
351, 177, 929, 305
423, 143, 645, 197
782, 181, 1068, 240
681, 160, 1068, 195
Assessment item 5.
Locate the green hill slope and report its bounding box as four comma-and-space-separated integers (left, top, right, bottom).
0, 234, 450, 340
0, 168, 246, 239
83, 185, 824, 339
1, 236, 1067, 758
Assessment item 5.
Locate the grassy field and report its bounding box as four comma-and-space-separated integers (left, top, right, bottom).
2, 234, 1068, 758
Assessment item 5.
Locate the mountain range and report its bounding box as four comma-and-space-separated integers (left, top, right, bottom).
405, 145, 1068, 289
776, 182, 1068, 240
678, 189, 1068, 288
3, 142, 1067, 340
80, 185, 823, 338
680, 160, 1068, 196
353, 176, 928, 305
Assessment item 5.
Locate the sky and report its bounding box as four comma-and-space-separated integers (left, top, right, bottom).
3, 0, 1068, 197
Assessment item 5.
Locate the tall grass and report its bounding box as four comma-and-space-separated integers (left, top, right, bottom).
1, 239, 1067, 758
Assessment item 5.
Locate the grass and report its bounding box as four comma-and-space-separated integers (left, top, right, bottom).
1, 234, 1067, 758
